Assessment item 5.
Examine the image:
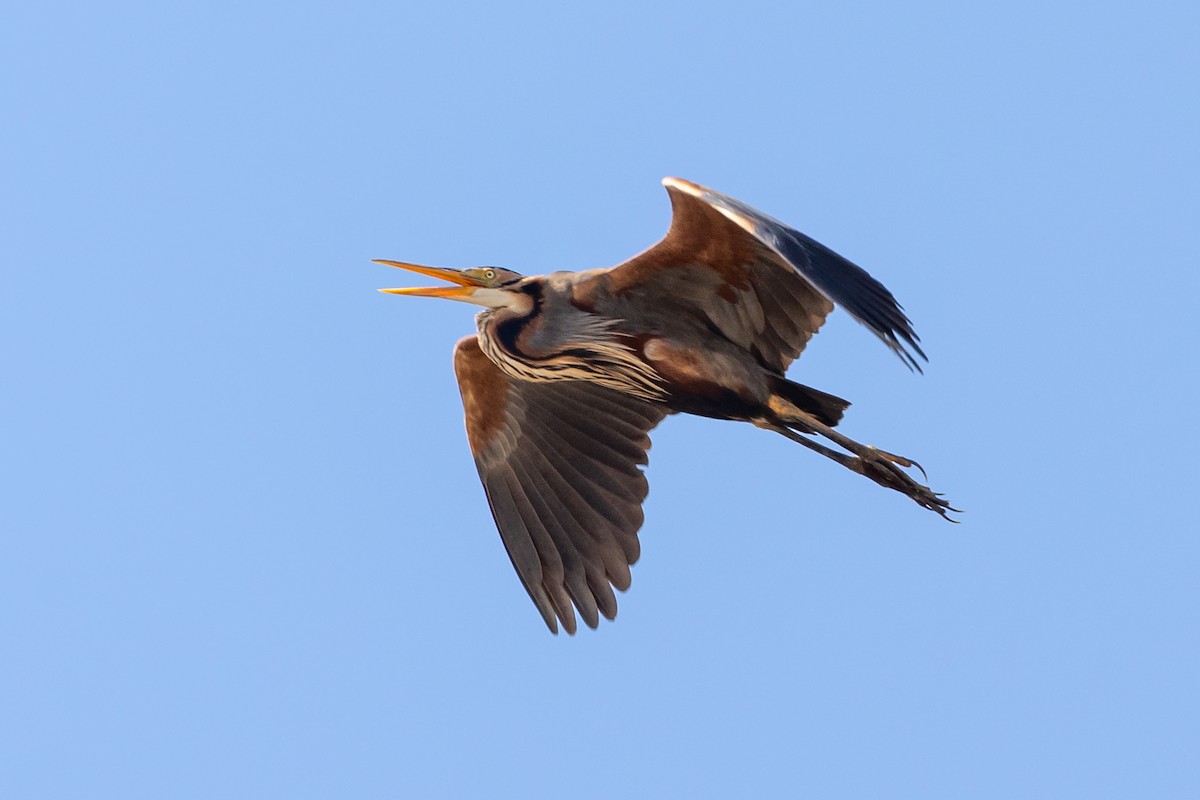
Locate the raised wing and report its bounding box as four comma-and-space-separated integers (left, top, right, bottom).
453, 336, 666, 634
597, 177, 926, 373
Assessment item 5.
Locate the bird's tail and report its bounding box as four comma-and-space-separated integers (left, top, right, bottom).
767, 376, 850, 430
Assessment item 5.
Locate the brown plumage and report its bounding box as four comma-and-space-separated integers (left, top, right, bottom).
378, 177, 955, 634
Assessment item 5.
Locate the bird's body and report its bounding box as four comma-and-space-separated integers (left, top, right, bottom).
379, 177, 955, 634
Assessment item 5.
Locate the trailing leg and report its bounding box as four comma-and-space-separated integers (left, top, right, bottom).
756, 405, 958, 520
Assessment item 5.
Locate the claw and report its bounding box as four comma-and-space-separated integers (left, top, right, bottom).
855, 454, 958, 521
866, 446, 928, 480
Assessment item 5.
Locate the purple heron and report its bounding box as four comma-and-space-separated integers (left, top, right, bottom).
378, 177, 955, 634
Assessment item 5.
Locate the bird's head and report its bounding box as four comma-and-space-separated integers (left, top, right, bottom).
375, 260, 528, 310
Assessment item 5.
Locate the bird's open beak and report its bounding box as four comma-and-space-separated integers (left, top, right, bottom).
374, 259, 481, 298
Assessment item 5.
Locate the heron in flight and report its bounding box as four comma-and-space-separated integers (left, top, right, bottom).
378, 177, 954, 634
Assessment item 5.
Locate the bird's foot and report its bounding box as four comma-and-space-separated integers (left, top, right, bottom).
850, 447, 958, 521
761, 416, 959, 520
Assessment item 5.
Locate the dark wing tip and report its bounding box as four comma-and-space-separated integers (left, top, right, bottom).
755, 217, 930, 373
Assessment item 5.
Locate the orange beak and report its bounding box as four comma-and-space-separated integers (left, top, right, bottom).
374, 259, 482, 298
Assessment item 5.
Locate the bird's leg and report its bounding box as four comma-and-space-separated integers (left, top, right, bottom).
757, 410, 958, 520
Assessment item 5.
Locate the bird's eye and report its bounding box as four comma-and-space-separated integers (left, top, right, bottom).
483, 269, 496, 280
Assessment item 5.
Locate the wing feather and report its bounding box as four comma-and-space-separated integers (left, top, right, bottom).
595, 177, 925, 373
478, 468, 558, 632
505, 453, 601, 630
513, 424, 639, 582
453, 336, 664, 633
515, 410, 646, 535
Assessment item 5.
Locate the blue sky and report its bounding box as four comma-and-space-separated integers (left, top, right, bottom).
4, 1, 1198, 797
